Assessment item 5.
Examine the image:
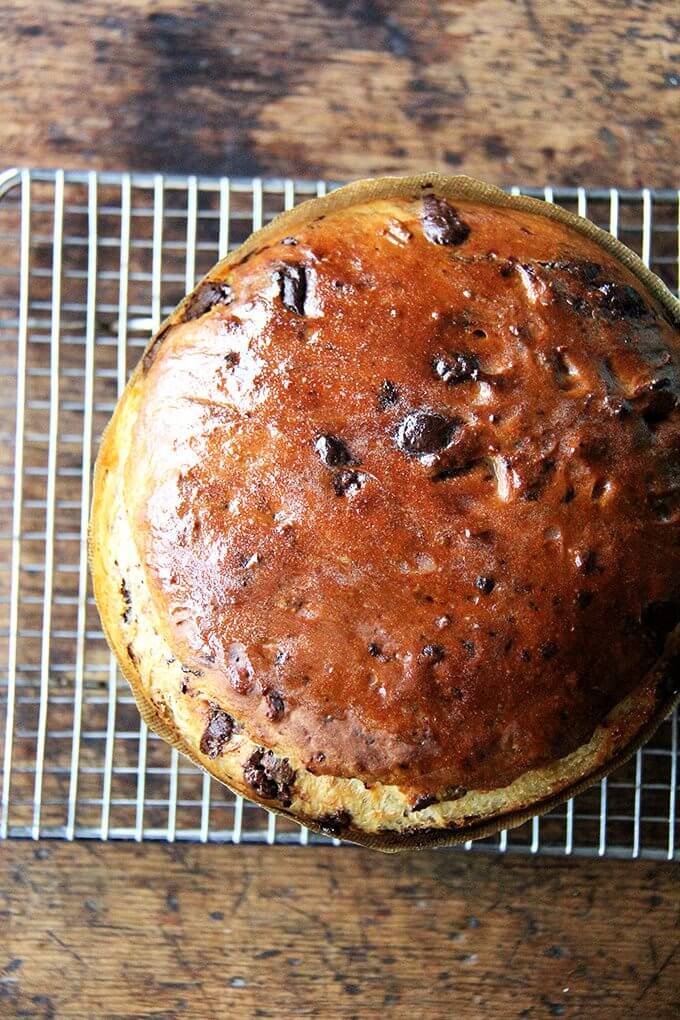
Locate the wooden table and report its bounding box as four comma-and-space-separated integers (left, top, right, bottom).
2, 0, 679, 186
2, 842, 679, 1019
1, 2, 679, 1017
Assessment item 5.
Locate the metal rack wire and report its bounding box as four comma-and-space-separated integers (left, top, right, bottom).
0, 167, 678, 858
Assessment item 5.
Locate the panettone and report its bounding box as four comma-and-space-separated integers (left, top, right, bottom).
90, 175, 680, 849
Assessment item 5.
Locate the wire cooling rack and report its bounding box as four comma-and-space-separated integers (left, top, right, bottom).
0, 168, 678, 858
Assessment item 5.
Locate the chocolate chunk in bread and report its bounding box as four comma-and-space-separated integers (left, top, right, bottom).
411, 793, 439, 811
276, 264, 307, 315
395, 410, 460, 457
315, 434, 353, 467
243, 749, 296, 805
433, 352, 480, 385
378, 379, 400, 409
595, 281, 649, 319
543, 259, 603, 284
421, 644, 445, 664
333, 469, 368, 497
120, 578, 132, 623
200, 705, 235, 758
183, 280, 234, 321
317, 809, 353, 836
264, 689, 285, 720
411, 785, 466, 811
421, 196, 471, 246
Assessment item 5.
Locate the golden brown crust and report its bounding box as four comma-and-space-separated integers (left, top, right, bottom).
90, 174, 680, 850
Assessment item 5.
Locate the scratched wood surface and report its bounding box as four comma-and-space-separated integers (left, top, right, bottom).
0, 1, 678, 186
1, 3, 679, 1019
1, 842, 678, 1019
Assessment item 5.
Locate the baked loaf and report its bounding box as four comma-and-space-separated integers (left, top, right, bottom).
91, 175, 680, 849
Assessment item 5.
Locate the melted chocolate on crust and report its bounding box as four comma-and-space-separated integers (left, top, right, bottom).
127, 194, 680, 797
200, 705, 235, 758
317, 809, 353, 835
243, 749, 295, 805
276, 263, 307, 315
183, 280, 234, 321
421, 196, 471, 246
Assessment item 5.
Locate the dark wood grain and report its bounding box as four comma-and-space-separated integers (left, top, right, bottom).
1, 842, 678, 1019
0, 1, 678, 185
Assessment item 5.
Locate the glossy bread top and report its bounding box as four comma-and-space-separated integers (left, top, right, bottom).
124, 192, 680, 801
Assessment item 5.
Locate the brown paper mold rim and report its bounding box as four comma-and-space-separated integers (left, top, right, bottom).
92, 173, 680, 852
